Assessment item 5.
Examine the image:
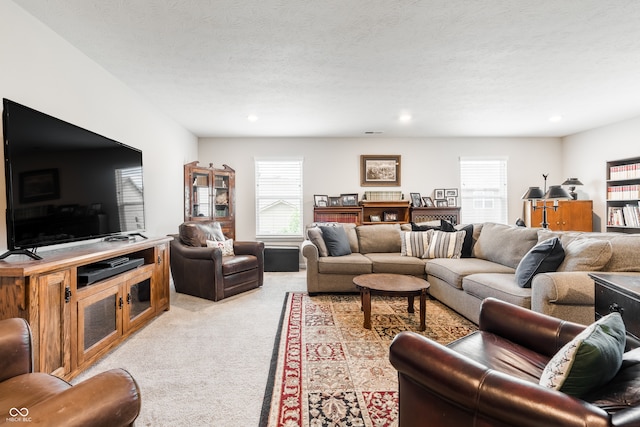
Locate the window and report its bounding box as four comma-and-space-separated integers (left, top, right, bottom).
255, 158, 303, 238
459, 157, 508, 224
115, 166, 145, 231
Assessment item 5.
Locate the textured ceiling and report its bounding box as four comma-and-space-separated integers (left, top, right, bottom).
12, 0, 640, 138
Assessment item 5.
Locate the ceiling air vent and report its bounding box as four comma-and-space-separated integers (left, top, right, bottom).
364, 131, 384, 134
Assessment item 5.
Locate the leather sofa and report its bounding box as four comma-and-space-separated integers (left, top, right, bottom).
301, 221, 640, 324
169, 221, 264, 301
390, 297, 640, 427
0, 317, 140, 426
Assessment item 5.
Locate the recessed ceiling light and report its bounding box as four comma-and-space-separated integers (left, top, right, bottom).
247, 114, 258, 122
399, 113, 412, 123
549, 115, 563, 123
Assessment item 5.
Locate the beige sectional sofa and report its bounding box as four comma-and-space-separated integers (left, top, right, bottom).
301, 221, 640, 325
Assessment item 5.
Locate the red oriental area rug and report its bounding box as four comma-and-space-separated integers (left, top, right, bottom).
260, 292, 477, 427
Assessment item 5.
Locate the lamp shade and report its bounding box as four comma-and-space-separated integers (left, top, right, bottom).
522, 187, 545, 200
562, 178, 583, 186
545, 185, 572, 199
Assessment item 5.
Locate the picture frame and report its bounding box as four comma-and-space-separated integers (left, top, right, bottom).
329, 196, 342, 207
383, 211, 398, 222
19, 168, 60, 203
447, 196, 457, 207
410, 192, 422, 207
436, 200, 449, 207
360, 155, 401, 187
422, 196, 434, 207
369, 214, 381, 222
340, 193, 359, 206
445, 188, 458, 197
314, 194, 329, 207
434, 188, 445, 199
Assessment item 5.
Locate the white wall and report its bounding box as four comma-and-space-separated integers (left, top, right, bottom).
563, 116, 640, 231
199, 137, 563, 241
0, 1, 198, 253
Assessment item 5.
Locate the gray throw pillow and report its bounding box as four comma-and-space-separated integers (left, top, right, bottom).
319, 225, 352, 257
515, 237, 565, 288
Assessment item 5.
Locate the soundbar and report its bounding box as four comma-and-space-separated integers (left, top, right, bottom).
77, 258, 144, 286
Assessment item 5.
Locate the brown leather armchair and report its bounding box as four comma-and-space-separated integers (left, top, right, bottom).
390, 297, 640, 427
0, 318, 140, 426
169, 221, 264, 301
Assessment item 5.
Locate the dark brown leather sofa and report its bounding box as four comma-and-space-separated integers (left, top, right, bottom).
0, 317, 140, 426
390, 297, 640, 427
169, 221, 264, 301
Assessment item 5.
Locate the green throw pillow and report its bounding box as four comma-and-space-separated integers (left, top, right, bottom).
539, 312, 626, 397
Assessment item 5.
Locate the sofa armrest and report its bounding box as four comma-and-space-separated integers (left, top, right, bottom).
301, 240, 319, 262
0, 318, 33, 382
531, 271, 598, 325
31, 369, 140, 426
479, 297, 585, 357
301, 240, 320, 293
389, 331, 611, 427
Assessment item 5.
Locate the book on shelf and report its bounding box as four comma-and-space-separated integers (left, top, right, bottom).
607, 184, 640, 200
608, 203, 640, 227
610, 163, 640, 180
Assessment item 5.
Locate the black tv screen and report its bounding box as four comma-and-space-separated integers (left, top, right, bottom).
2, 98, 145, 254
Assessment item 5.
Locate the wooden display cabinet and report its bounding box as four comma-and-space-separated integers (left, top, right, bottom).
524, 200, 593, 231
184, 161, 236, 239
0, 236, 171, 380
313, 207, 363, 225
361, 201, 410, 225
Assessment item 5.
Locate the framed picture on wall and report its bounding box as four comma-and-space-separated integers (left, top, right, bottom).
360, 155, 401, 187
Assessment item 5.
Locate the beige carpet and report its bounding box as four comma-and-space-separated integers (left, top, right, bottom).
73, 271, 306, 427
260, 292, 477, 426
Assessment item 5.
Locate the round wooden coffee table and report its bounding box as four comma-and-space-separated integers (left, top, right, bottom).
353, 273, 430, 331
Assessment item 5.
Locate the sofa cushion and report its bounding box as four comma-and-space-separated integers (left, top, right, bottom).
317, 253, 372, 274
356, 224, 402, 254
425, 230, 466, 259
539, 312, 625, 397
307, 223, 359, 254
473, 223, 539, 269
320, 226, 352, 256
515, 237, 565, 288
426, 258, 515, 290
365, 253, 427, 276
307, 227, 329, 257
462, 273, 531, 308
558, 237, 612, 272
179, 221, 225, 246
400, 230, 432, 258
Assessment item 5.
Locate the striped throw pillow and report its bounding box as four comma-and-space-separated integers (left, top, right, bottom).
400, 230, 433, 258
425, 230, 466, 259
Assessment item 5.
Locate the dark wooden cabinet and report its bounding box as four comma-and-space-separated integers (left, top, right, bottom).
410, 207, 461, 225
524, 200, 593, 231
313, 207, 363, 225
591, 273, 640, 347
0, 236, 171, 380
184, 161, 236, 239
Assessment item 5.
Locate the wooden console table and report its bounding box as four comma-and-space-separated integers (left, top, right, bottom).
0, 236, 171, 380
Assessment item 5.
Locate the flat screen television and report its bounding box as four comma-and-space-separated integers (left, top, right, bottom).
2, 98, 146, 259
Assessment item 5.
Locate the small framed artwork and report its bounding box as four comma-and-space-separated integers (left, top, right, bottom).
383, 211, 398, 222
314, 195, 329, 207
434, 188, 445, 199
369, 215, 381, 222
422, 197, 434, 207
445, 188, 458, 197
410, 192, 422, 207
436, 200, 449, 207
447, 196, 457, 207
360, 155, 401, 187
340, 193, 359, 206
329, 196, 342, 207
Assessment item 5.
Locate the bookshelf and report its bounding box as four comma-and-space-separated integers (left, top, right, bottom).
313, 207, 363, 225
606, 156, 640, 233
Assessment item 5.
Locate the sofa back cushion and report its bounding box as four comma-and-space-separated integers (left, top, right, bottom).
472, 223, 539, 269
179, 221, 225, 246
357, 224, 402, 254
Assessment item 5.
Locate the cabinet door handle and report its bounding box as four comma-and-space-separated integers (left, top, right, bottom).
609, 302, 624, 316
158, 255, 162, 264
127, 293, 132, 305
65, 287, 72, 303
118, 297, 124, 309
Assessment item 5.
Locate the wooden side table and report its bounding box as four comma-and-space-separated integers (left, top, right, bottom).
590, 273, 640, 348
353, 273, 430, 331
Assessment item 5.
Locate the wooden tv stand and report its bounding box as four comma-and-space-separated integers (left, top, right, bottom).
0, 235, 171, 380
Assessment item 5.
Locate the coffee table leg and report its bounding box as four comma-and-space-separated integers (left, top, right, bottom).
363, 288, 371, 329
419, 289, 426, 331
407, 295, 415, 313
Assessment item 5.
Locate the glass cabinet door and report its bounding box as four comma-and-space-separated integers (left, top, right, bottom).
77, 286, 122, 364
191, 171, 212, 218
124, 269, 155, 331
214, 173, 230, 218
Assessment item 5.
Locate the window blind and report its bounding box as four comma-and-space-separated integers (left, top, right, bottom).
115, 166, 145, 231
459, 157, 508, 224
255, 158, 303, 237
